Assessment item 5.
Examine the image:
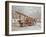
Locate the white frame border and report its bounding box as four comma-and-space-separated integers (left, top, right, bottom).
9, 3, 44, 34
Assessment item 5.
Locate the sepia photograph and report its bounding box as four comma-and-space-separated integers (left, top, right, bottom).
12, 6, 41, 31
5, 1, 45, 36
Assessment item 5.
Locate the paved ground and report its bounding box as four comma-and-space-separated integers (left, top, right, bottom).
12, 23, 41, 31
